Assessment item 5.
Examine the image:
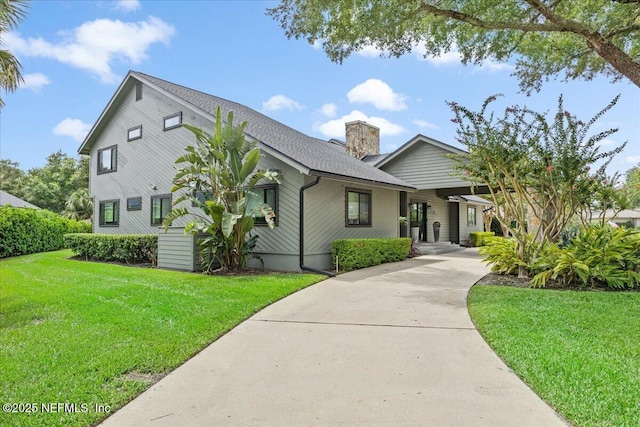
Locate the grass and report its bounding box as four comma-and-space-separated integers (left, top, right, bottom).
468, 285, 640, 427
0, 250, 324, 427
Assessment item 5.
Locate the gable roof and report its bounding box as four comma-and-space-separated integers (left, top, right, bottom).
374, 134, 467, 168
79, 71, 415, 191
0, 190, 40, 209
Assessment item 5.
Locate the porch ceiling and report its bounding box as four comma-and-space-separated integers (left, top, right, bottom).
435, 185, 490, 197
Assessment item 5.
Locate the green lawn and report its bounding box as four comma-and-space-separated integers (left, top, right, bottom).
468, 285, 640, 427
0, 250, 323, 427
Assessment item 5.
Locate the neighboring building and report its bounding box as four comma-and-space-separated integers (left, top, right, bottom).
78, 71, 487, 272
0, 190, 40, 209
592, 209, 640, 228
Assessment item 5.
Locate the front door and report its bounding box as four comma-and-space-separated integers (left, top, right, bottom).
411, 202, 428, 241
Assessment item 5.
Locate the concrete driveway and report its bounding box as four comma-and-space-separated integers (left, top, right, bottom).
100, 249, 567, 426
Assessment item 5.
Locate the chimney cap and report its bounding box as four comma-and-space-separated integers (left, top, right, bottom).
345, 120, 380, 130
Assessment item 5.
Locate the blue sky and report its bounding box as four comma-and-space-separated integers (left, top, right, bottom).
3, 0, 639, 176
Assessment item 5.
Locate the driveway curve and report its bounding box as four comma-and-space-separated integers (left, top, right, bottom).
101, 249, 567, 426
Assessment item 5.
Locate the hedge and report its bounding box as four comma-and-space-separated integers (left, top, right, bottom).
469, 231, 495, 247
0, 206, 91, 258
331, 238, 412, 272
64, 233, 157, 265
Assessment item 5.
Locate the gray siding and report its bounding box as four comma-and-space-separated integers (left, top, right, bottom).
459, 203, 486, 245
157, 227, 201, 271
380, 142, 471, 190
303, 178, 399, 269
408, 190, 451, 243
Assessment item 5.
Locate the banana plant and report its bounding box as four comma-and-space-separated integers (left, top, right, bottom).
163, 107, 280, 272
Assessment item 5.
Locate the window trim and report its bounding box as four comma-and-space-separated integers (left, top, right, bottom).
126, 196, 142, 211
98, 199, 120, 227
127, 125, 142, 142
150, 194, 172, 226
163, 112, 182, 131
345, 187, 372, 227
467, 206, 477, 227
97, 145, 117, 175
251, 184, 279, 227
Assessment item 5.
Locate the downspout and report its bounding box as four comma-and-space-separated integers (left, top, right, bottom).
299, 177, 336, 277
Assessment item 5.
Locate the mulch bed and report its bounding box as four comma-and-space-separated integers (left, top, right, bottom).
475, 272, 639, 292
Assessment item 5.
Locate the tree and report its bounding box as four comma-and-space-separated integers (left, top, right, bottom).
63, 188, 93, 221
0, 158, 26, 197
449, 94, 624, 277
21, 152, 89, 213
0, 0, 29, 108
268, 0, 640, 93
623, 164, 640, 207
164, 107, 280, 272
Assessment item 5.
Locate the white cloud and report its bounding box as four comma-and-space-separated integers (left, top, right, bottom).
412, 43, 512, 72
21, 73, 51, 92
5, 17, 174, 84
347, 79, 407, 111
598, 139, 616, 147
318, 103, 337, 118
356, 44, 384, 58
113, 0, 141, 12
412, 119, 439, 130
624, 156, 640, 163
53, 118, 91, 142
262, 95, 304, 112
313, 110, 405, 138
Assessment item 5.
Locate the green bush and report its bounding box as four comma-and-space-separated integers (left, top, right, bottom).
531, 225, 640, 289
331, 238, 411, 272
0, 206, 91, 258
64, 233, 158, 265
479, 235, 546, 276
469, 231, 495, 247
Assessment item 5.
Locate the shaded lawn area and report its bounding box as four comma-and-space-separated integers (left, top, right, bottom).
468, 285, 640, 427
0, 250, 324, 427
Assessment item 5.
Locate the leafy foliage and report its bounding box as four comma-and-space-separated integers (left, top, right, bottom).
450, 94, 625, 277
0, 152, 90, 214
331, 238, 411, 272
0, 0, 29, 108
64, 233, 157, 265
164, 107, 280, 272
469, 231, 495, 247
63, 188, 93, 221
0, 206, 90, 258
268, 0, 640, 93
531, 225, 640, 289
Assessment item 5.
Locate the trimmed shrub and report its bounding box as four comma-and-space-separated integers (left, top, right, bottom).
469, 231, 495, 247
0, 206, 91, 258
331, 238, 411, 272
64, 233, 157, 265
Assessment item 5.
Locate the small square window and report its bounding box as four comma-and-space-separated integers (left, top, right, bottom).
127, 197, 142, 211
99, 200, 119, 227
164, 112, 182, 130
97, 145, 117, 174
128, 125, 142, 141
151, 194, 172, 226
346, 188, 372, 227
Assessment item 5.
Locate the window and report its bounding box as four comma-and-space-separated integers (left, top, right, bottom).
247, 185, 278, 226
97, 145, 117, 174
128, 125, 142, 141
467, 206, 477, 226
346, 188, 372, 227
99, 200, 119, 227
164, 112, 182, 130
127, 197, 142, 211
135, 81, 143, 101
151, 194, 171, 225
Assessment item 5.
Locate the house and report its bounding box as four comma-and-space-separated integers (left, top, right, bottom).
78, 71, 487, 272
591, 209, 640, 228
0, 190, 40, 209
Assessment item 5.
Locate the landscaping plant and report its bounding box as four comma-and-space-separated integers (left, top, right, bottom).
449, 94, 626, 277
164, 107, 280, 272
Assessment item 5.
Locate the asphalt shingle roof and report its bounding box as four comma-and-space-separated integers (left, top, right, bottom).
0, 190, 39, 208
134, 72, 414, 190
